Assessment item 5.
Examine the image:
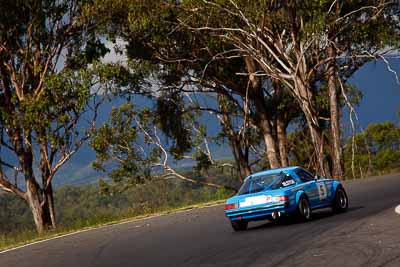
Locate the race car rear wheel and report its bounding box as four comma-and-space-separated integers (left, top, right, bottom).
231, 220, 248, 231
296, 195, 311, 221
332, 187, 348, 213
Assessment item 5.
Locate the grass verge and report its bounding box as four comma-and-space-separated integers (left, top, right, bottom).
0, 199, 225, 252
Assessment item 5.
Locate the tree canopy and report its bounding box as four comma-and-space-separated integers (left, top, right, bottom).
0, 0, 125, 233
1, 0, 400, 234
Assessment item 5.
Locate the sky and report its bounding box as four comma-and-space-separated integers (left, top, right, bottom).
350, 59, 400, 128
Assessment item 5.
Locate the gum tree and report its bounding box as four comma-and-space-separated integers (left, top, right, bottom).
92, 0, 302, 174
0, 0, 115, 233
93, 0, 400, 178
179, 0, 400, 177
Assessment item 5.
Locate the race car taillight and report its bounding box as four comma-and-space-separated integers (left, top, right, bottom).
225, 203, 237, 210
272, 196, 289, 202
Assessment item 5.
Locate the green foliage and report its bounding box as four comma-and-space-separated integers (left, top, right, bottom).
287, 127, 316, 172
90, 99, 238, 192
288, 121, 400, 179
193, 150, 213, 174
0, 0, 98, 170
344, 122, 400, 178
155, 94, 194, 156
0, 0, 152, 233
90, 103, 155, 190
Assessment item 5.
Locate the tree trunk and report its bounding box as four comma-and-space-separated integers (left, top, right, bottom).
252, 103, 281, 169
245, 57, 281, 169
295, 78, 326, 176
284, 38, 330, 176
277, 118, 289, 167
260, 117, 281, 169
39, 142, 57, 228
46, 184, 56, 228
308, 120, 326, 176
25, 178, 46, 234
43, 184, 56, 229
327, 46, 344, 180
25, 173, 54, 234
218, 95, 252, 181
217, 94, 252, 181
230, 136, 252, 180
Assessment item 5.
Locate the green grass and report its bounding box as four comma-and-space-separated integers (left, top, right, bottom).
0, 198, 226, 252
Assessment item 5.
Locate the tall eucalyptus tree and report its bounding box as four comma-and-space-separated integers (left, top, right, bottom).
0, 0, 119, 233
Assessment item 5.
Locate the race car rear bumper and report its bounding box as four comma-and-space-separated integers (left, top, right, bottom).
225, 203, 292, 221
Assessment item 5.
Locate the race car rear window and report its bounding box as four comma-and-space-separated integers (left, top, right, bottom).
238, 173, 285, 195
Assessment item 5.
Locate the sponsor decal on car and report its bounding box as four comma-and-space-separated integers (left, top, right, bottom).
282, 179, 295, 187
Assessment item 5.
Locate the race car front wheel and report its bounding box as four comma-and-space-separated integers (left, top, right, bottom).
296, 195, 311, 221
332, 187, 348, 213
231, 220, 248, 231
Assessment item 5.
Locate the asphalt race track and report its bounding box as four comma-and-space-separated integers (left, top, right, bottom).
1, 174, 400, 267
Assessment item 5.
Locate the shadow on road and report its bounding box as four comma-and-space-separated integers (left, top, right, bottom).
245, 205, 364, 231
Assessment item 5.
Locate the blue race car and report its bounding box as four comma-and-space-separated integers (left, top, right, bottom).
224, 166, 348, 231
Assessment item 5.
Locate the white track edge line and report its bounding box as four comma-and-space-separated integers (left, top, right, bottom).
0, 202, 224, 255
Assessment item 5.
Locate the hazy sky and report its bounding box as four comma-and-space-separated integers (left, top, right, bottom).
349, 59, 400, 128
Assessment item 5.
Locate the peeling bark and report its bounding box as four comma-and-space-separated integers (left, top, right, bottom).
327, 45, 344, 180
25, 175, 53, 234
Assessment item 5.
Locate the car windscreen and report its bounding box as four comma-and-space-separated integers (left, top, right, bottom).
237, 173, 286, 195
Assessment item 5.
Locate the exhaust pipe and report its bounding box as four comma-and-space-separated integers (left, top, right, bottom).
271, 211, 281, 220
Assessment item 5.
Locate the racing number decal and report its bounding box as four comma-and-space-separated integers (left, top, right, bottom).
317, 182, 327, 200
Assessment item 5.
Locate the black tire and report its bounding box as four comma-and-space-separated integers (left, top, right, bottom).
331, 187, 349, 213
231, 220, 248, 231
295, 195, 312, 221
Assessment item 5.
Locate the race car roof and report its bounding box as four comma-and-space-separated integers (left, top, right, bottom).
246, 166, 301, 180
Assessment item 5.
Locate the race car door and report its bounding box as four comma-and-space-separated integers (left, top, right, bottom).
294, 169, 324, 208
314, 180, 329, 207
